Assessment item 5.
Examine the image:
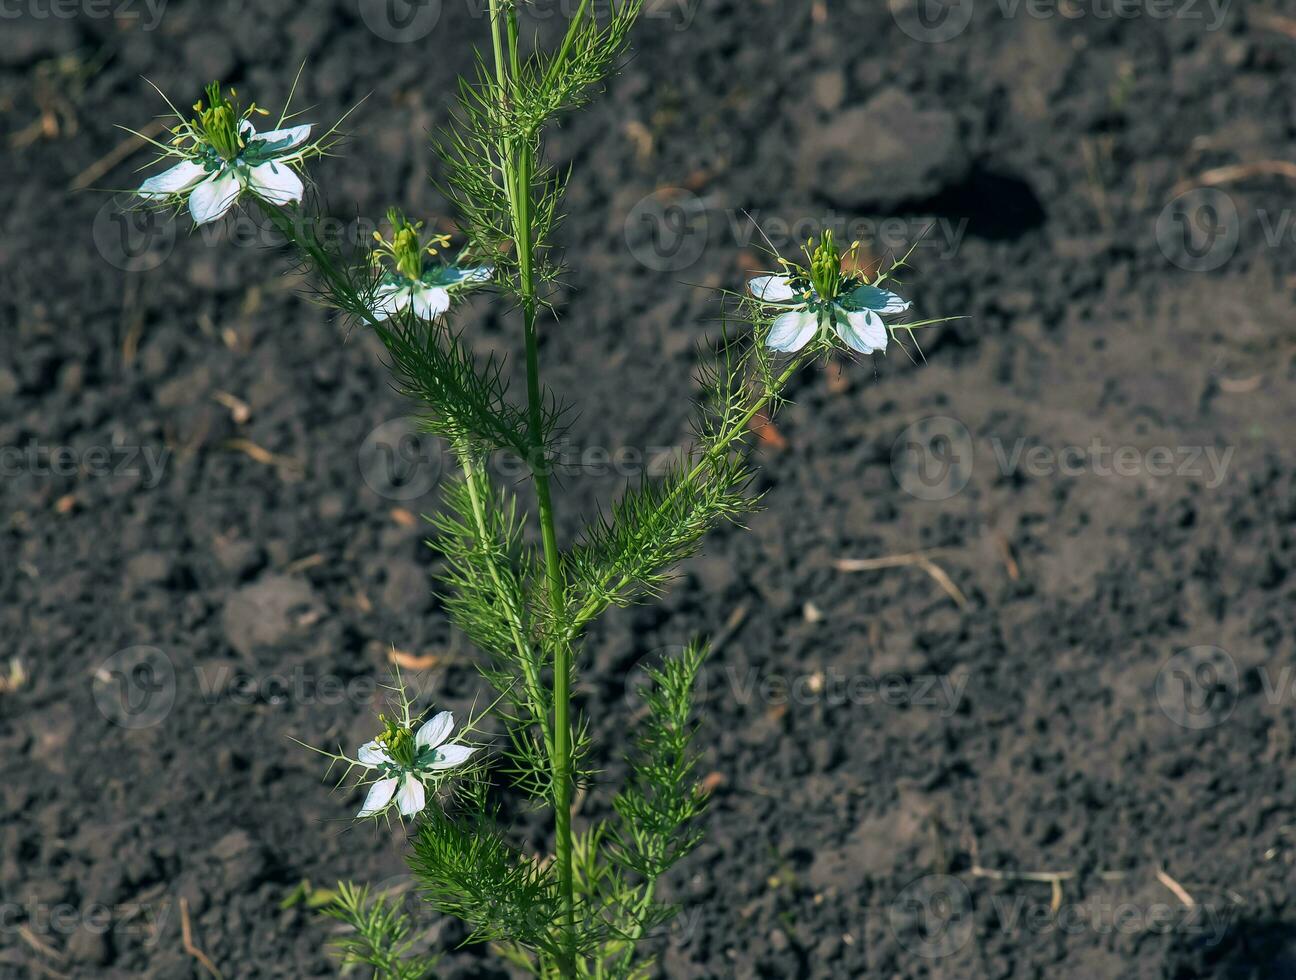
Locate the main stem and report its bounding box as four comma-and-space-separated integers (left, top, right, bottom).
486, 0, 576, 970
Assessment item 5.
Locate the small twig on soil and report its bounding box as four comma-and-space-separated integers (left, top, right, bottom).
16, 957, 68, 980
213, 391, 252, 425
388, 648, 443, 671
969, 837, 1075, 912
967, 833, 1236, 919
69, 119, 166, 190
1255, 11, 1296, 41
18, 925, 66, 964
1218, 374, 1264, 394
622, 119, 653, 160
1172, 160, 1296, 197
121, 275, 144, 368
709, 602, 751, 658
180, 896, 224, 980
223, 439, 304, 477
1155, 866, 1196, 908
834, 552, 969, 609
993, 533, 1020, 581
0, 658, 28, 693
284, 553, 325, 574
1081, 138, 1114, 230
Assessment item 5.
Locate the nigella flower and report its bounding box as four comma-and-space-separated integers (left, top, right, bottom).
355, 710, 477, 818
748, 232, 911, 355
373, 265, 494, 321
370, 209, 493, 321
135, 82, 315, 225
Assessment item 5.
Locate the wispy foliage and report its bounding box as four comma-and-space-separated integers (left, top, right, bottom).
375, 314, 556, 460
437, 0, 642, 294
608, 641, 710, 882
409, 808, 564, 953
325, 882, 440, 980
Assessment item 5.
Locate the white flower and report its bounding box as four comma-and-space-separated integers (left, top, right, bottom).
355, 710, 477, 818
138, 121, 313, 226
748, 274, 911, 355
371, 265, 494, 322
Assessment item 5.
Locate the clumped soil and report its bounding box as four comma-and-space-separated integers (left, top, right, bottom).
3, 1, 1296, 977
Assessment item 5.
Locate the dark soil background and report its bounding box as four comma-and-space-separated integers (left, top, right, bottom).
4, 0, 1296, 977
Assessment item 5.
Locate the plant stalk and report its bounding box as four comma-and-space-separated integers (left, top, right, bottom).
486, 0, 577, 970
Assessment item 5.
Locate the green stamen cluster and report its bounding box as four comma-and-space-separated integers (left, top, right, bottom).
808, 230, 843, 302
176, 81, 267, 163
372, 208, 451, 283
375, 714, 417, 768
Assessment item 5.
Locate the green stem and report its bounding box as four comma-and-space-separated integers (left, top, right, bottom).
458, 451, 553, 755
487, 0, 577, 970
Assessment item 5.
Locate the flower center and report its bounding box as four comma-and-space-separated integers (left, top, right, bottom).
808, 230, 843, 303
185, 82, 266, 163
372, 208, 452, 284
375, 715, 418, 768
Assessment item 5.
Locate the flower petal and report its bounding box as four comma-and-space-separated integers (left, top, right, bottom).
835, 307, 888, 354
410, 285, 451, 320
357, 740, 391, 767
415, 711, 454, 750
370, 283, 408, 321
246, 160, 304, 207
139, 160, 207, 199
429, 743, 476, 770
396, 774, 427, 816
457, 266, 493, 284
249, 124, 312, 153
843, 284, 911, 314
357, 777, 397, 817
749, 274, 796, 303
767, 309, 819, 353
188, 170, 242, 225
